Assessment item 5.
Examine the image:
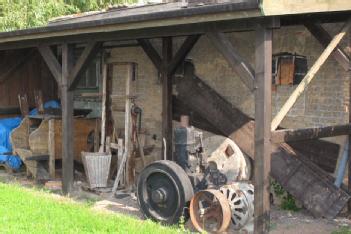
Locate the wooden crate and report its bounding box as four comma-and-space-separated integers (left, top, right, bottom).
11, 117, 97, 179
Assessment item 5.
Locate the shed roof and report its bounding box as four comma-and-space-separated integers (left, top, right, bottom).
0, 0, 349, 50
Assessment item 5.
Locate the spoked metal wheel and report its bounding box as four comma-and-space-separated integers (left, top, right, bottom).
137, 160, 194, 225
189, 189, 231, 233
219, 183, 254, 230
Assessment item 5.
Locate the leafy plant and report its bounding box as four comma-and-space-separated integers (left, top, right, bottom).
271, 179, 301, 212
0, 0, 137, 32
280, 194, 300, 212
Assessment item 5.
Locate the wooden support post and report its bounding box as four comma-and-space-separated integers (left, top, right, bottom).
99, 59, 108, 152
271, 123, 351, 143
348, 30, 351, 213
162, 37, 173, 161
61, 44, 74, 195
271, 18, 351, 131
254, 25, 272, 234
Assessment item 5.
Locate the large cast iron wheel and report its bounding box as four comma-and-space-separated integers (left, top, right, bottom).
137, 160, 194, 225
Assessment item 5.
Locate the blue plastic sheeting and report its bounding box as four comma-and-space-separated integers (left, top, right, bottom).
0, 155, 22, 170
0, 145, 22, 170
0, 117, 22, 152
29, 100, 60, 116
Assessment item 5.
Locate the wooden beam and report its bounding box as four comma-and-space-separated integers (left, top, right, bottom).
38, 45, 62, 85
162, 37, 173, 161
254, 25, 272, 234
167, 35, 200, 76
0, 49, 35, 84
348, 30, 351, 213
137, 39, 162, 71
68, 41, 101, 91
61, 44, 74, 195
305, 23, 350, 71
271, 18, 351, 131
262, 0, 351, 16
207, 31, 255, 91
272, 124, 351, 143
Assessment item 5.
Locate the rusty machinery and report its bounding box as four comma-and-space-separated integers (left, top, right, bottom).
137, 118, 254, 233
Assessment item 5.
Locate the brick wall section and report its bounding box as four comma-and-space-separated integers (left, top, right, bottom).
107, 24, 350, 155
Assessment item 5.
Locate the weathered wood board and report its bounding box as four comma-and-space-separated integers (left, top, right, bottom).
10, 117, 97, 179
49, 118, 96, 162
174, 63, 350, 218
261, 0, 351, 16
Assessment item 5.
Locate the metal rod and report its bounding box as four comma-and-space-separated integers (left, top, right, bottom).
335, 138, 350, 187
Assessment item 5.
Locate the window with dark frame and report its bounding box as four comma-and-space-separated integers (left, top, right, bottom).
76, 58, 101, 91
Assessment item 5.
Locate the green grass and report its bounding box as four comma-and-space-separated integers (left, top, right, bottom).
0, 183, 180, 234
332, 227, 351, 234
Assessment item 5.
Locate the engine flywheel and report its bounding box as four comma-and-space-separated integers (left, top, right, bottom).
137, 160, 194, 224
189, 189, 231, 233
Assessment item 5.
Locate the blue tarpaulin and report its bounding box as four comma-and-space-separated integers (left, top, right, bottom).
0, 117, 22, 152
0, 118, 22, 170
29, 100, 60, 116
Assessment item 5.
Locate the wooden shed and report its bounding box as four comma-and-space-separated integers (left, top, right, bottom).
0, 1, 350, 233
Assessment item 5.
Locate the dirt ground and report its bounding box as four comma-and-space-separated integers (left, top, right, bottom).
1, 168, 351, 234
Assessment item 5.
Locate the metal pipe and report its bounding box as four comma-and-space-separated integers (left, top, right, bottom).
334, 138, 349, 188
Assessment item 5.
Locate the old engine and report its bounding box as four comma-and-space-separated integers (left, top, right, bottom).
137, 122, 254, 233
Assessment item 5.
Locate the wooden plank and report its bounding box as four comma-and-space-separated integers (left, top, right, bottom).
175, 61, 350, 219
38, 45, 62, 85
61, 44, 74, 195
254, 25, 272, 234
112, 64, 133, 193
68, 41, 101, 91
167, 35, 200, 76
271, 18, 351, 131
0, 17, 282, 51
137, 39, 162, 71
162, 37, 173, 161
172, 95, 222, 135
51, 119, 96, 162
348, 30, 351, 213
34, 90, 44, 115
48, 119, 55, 179
99, 61, 108, 152
261, 0, 351, 16
0, 49, 35, 84
26, 155, 49, 161
288, 140, 339, 173
305, 23, 350, 71
18, 94, 29, 116
272, 124, 351, 143
206, 31, 255, 91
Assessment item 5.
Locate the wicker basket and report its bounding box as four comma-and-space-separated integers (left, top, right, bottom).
82, 152, 111, 188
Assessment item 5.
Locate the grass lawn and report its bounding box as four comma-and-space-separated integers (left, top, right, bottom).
0, 183, 181, 234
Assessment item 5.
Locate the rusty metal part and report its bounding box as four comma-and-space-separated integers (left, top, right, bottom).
190, 189, 231, 233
